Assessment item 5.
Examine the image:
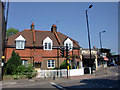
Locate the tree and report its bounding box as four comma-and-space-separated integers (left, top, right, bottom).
6, 28, 19, 37
5, 50, 22, 75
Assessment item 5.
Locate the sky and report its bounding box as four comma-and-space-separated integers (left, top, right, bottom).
6, 2, 118, 54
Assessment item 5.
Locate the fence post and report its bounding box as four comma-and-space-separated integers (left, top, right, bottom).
89, 67, 91, 74
44, 70, 46, 78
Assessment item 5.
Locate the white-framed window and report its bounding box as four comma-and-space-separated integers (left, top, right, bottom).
15, 35, 26, 49
16, 41, 25, 49
22, 60, 28, 67
64, 38, 73, 51
43, 37, 53, 50
47, 60, 55, 68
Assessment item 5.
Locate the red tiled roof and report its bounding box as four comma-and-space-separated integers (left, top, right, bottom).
6, 29, 80, 48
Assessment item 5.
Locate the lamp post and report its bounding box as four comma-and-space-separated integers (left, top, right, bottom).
86, 5, 93, 74
99, 31, 106, 49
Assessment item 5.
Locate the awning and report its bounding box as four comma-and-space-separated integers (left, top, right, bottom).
103, 57, 109, 61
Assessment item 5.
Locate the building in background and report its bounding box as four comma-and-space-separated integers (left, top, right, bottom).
108, 54, 120, 65
81, 48, 109, 72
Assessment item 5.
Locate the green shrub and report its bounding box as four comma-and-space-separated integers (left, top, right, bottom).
16, 65, 26, 74
23, 64, 37, 79
24, 64, 34, 73
25, 70, 37, 79
60, 60, 71, 69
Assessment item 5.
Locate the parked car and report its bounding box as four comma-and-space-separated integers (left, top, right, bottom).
108, 63, 117, 67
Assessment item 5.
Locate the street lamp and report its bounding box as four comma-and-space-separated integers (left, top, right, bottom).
86, 5, 93, 74
99, 31, 106, 49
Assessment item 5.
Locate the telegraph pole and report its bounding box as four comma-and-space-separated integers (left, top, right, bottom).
0, 0, 3, 81
1, 0, 9, 80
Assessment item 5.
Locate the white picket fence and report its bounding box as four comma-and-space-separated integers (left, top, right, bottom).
36, 68, 84, 78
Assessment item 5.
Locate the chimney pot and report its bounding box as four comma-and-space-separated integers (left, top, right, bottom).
31, 23, 34, 31
51, 24, 57, 32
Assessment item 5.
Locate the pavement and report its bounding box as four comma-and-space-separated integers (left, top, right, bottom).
2, 74, 97, 88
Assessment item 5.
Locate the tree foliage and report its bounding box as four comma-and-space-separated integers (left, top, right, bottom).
5, 50, 22, 75
60, 60, 71, 69
6, 28, 19, 37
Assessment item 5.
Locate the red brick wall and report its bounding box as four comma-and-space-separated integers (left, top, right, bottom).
5, 47, 81, 69
5, 48, 33, 61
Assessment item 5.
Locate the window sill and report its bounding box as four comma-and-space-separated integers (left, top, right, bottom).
44, 49, 52, 50
47, 67, 55, 68
15, 48, 25, 50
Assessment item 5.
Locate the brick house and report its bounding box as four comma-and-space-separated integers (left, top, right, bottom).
4, 23, 82, 70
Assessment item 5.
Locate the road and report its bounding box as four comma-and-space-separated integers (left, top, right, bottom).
2, 75, 119, 89
57, 75, 119, 88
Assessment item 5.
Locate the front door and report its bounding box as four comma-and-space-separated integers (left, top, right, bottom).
35, 63, 41, 70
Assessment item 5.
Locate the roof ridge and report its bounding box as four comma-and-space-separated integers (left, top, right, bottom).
24, 29, 30, 31
35, 30, 51, 32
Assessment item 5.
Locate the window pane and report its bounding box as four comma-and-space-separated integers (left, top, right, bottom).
48, 60, 50, 67
52, 64, 54, 67
16, 42, 18, 49
22, 60, 24, 65
48, 43, 51, 49
48, 64, 50, 67
18, 41, 20, 48
22, 60, 28, 67
45, 43, 47, 49
66, 43, 68, 46
21, 41, 23, 48
52, 60, 55, 67
25, 60, 28, 67
69, 43, 71, 49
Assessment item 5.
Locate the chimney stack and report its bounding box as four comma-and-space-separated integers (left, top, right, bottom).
51, 24, 57, 32
31, 23, 34, 31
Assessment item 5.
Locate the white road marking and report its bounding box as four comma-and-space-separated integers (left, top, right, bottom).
50, 82, 66, 90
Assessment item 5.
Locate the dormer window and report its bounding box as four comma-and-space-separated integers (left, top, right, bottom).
15, 35, 25, 49
43, 37, 53, 50
64, 38, 73, 51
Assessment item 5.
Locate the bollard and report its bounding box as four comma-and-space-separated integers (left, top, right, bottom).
53, 75, 55, 80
